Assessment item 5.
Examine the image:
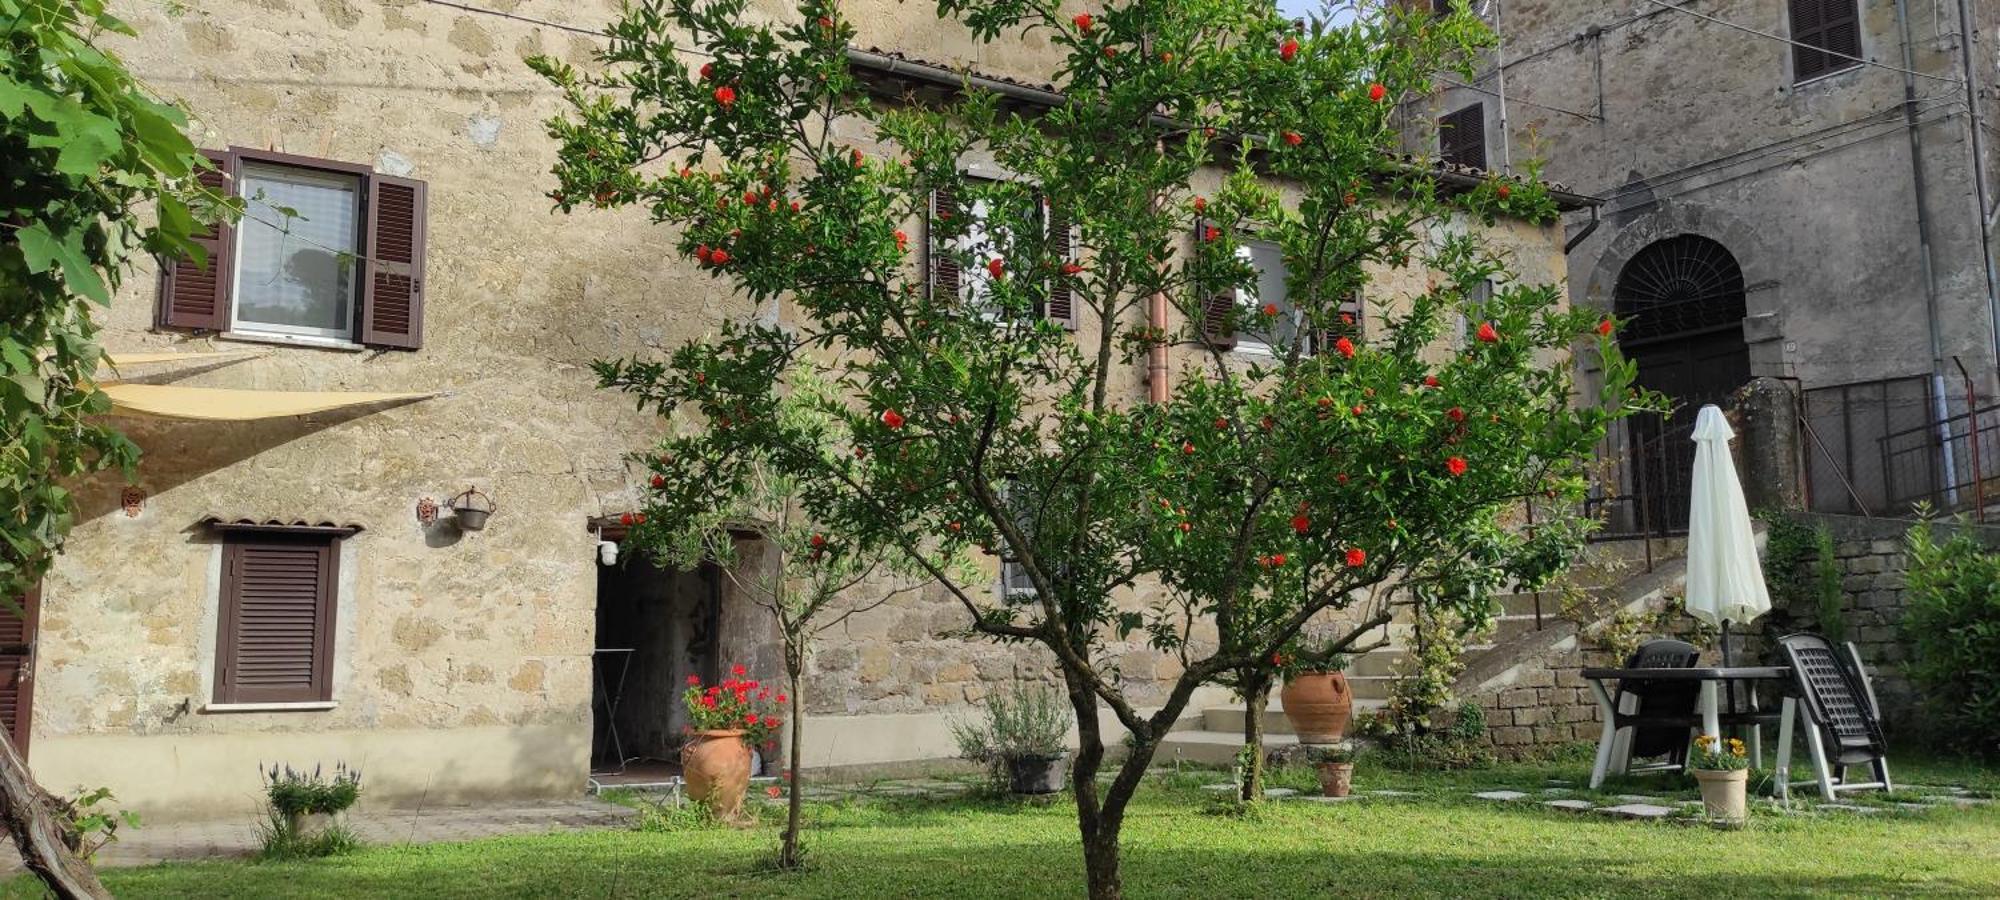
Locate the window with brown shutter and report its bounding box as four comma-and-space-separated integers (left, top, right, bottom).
1439, 104, 1487, 171
158, 148, 429, 350
928, 186, 961, 302
213, 530, 342, 705
1790, 0, 1862, 82
1045, 203, 1078, 330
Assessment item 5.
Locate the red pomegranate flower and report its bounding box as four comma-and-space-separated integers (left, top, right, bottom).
1598, 318, 1615, 336
1282, 131, 1302, 146
894, 229, 909, 251
1062, 262, 1083, 275
1178, 521, 1192, 533
817, 15, 833, 29
1204, 226, 1221, 242
1423, 375, 1441, 388
650, 474, 666, 488
1074, 12, 1093, 32
1181, 441, 1195, 455
619, 512, 635, 526
767, 785, 783, 798
810, 533, 826, 548
1447, 406, 1466, 422
1193, 196, 1207, 212
709, 248, 730, 265
1272, 553, 1287, 566
880, 409, 905, 429
1476, 321, 1499, 343
695, 244, 712, 262
1351, 404, 1366, 416
1291, 514, 1310, 534
699, 62, 714, 80
1103, 46, 1118, 58
1214, 418, 1229, 430
1261, 303, 1279, 317
987, 257, 1005, 279
1279, 38, 1299, 62
1367, 82, 1386, 102
1346, 547, 1367, 567
1496, 184, 1511, 199
1334, 336, 1355, 359
1446, 456, 1468, 477
713, 85, 736, 107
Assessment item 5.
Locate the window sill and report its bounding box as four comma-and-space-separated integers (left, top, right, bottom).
202, 701, 337, 713
218, 331, 367, 353
1791, 63, 1864, 90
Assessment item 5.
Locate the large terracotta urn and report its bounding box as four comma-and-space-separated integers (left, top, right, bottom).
1279, 672, 1353, 743
682, 729, 751, 820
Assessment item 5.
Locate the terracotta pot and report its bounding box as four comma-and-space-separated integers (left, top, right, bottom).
1280, 672, 1353, 743
682, 729, 752, 820
1315, 761, 1354, 798
1694, 768, 1749, 823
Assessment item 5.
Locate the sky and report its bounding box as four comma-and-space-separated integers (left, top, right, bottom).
1275, 0, 1359, 25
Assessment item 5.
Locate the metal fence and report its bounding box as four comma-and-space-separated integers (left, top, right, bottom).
1802, 375, 1936, 517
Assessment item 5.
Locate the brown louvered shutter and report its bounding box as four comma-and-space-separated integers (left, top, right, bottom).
928, 187, 960, 302
1196, 219, 1236, 348
0, 586, 39, 754
1316, 293, 1364, 356
215, 532, 338, 704
361, 174, 428, 349
1791, 0, 1860, 82
159, 149, 235, 331
1439, 105, 1487, 171
1046, 203, 1076, 329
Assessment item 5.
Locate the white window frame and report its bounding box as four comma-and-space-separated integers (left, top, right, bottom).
229, 161, 364, 343
1230, 239, 1306, 357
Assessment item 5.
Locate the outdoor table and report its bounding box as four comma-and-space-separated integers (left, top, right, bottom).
1579, 665, 1790, 786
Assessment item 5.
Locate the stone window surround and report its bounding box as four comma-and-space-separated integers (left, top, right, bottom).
194, 530, 360, 715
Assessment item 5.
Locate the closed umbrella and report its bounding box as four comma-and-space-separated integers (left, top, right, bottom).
1682, 404, 1773, 742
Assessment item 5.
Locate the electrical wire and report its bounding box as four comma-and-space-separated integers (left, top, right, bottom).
1638, 0, 1961, 85
1435, 76, 1600, 123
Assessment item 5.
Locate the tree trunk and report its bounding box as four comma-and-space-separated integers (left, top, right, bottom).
1238, 672, 1271, 804
0, 734, 109, 898
778, 669, 805, 869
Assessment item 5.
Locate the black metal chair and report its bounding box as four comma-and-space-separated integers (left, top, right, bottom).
1589, 639, 1701, 787
1774, 632, 1892, 802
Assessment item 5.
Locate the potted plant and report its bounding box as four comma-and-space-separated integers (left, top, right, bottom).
952, 681, 1071, 794
1278, 642, 1354, 744
261, 762, 361, 839
682, 665, 782, 821
1690, 733, 1750, 823
1304, 744, 1357, 797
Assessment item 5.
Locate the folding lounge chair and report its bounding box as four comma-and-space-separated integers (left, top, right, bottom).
1774, 633, 1892, 802
1590, 639, 1701, 788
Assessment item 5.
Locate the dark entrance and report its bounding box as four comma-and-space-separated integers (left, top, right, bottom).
592, 548, 719, 780
1614, 235, 1753, 533
0, 585, 39, 756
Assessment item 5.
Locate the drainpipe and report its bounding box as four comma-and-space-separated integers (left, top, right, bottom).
1564, 205, 1601, 254
1896, 0, 1961, 501
1953, 0, 2000, 385
1148, 292, 1169, 403
1494, 0, 1512, 174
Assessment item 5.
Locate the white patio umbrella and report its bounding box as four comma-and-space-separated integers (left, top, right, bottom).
1682, 404, 1774, 747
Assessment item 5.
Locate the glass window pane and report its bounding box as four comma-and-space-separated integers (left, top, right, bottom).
1236, 239, 1294, 351
234, 163, 361, 339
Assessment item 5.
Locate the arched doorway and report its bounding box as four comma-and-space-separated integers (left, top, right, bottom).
1614, 235, 1752, 532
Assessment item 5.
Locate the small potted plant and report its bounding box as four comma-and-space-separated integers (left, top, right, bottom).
1690, 733, 1750, 824
1277, 639, 1353, 744
262, 762, 362, 839
1304, 744, 1357, 797
952, 681, 1071, 794
682, 665, 782, 821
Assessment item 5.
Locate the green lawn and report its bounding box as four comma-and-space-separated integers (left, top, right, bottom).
70, 754, 2000, 898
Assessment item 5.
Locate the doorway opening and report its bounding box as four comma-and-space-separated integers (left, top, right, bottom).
591, 547, 719, 787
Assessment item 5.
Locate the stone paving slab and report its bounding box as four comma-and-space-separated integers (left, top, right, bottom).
1472, 790, 1529, 802
1293, 795, 1352, 804
1596, 803, 1677, 820
1, 799, 639, 872
1545, 799, 1596, 812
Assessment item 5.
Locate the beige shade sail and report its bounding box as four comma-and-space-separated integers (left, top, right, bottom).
100, 382, 437, 421
100, 350, 262, 368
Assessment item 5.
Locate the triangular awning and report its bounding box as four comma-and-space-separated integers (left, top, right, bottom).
100, 382, 437, 421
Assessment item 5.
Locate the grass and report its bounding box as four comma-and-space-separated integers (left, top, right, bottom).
53, 751, 2000, 899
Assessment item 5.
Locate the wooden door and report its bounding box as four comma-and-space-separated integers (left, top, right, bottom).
0, 586, 40, 756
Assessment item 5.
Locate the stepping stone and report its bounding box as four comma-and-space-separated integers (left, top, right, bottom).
1541, 787, 1573, 796
1263, 788, 1299, 799
1596, 803, 1677, 820
1821, 803, 1882, 814
1201, 783, 1237, 793
1367, 790, 1416, 797
1473, 790, 1530, 801
1892, 803, 1935, 811
1294, 795, 1352, 803
1545, 799, 1596, 812
1616, 794, 1668, 804
1546, 779, 1574, 786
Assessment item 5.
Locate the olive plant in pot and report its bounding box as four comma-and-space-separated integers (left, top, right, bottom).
953, 682, 1071, 795
1690, 733, 1750, 824
682, 666, 783, 822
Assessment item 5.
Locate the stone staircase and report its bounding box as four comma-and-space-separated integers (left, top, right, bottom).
1157, 537, 1689, 766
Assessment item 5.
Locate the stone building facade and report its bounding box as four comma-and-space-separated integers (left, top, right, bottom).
1402, 0, 2000, 520
16, 0, 1581, 821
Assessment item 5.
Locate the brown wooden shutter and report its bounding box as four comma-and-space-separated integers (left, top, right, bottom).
1439, 105, 1487, 171
0, 586, 39, 755
158, 149, 235, 331
1195, 219, 1236, 348
1791, 0, 1859, 82
1046, 203, 1076, 329
361, 174, 427, 349
1316, 293, 1364, 355
928, 187, 960, 302
215, 532, 338, 704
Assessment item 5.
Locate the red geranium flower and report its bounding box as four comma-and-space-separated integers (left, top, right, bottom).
1346, 547, 1367, 567
1446, 456, 1468, 477
687, 674, 701, 686
1279, 38, 1299, 62
1476, 321, 1500, 343
745, 713, 759, 726
776, 693, 787, 704
732, 663, 748, 677
1291, 514, 1310, 534
1367, 82, 1386, 103
1074, 12, 1093, 32
700, 694, 718, 708
1334, 336, 1355, 359
713, 85, 736, 107
881, 409, 905, 429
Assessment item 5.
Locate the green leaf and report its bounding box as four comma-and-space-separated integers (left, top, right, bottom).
15, 224, 110, 303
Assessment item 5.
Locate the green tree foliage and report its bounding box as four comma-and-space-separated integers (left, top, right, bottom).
1903, 520, 2000, 757
532, 2, 1640, 895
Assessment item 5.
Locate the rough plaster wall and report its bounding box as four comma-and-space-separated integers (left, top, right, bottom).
34, 0, 1575, 812
1435, 0, 2000, 394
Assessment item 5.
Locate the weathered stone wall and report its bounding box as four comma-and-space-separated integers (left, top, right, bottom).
28, 0, 1579, 820
1416, 0, 2000, 397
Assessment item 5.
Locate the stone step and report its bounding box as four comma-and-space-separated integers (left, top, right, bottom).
1493, 591, 1562, 618
1348, 649, 1406, 677
1198, 697, 1389, 735
1157, 729, 1299, 766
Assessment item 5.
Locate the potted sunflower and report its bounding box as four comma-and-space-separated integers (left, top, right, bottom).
1690, 733, 1750, 823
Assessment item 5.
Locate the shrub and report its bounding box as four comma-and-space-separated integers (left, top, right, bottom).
1902, 521, 2000, 757
256, 811, 361, 861
261, 763, 362, 817
951, 681, 1070, 773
